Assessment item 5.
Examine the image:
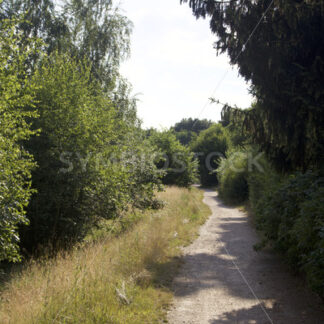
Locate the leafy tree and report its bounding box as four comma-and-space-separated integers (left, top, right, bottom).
191, 124, 229, 186
173, 130, 197, 147
220, 104, 250, 149
63, 0, 132, 90
0, 0, 132, 90
0, 2, 162, 260
20, 53, 113, 250
112, 127, 163, 210
149, 130, 198, 187
0, 0, 69, 61
181, 0, 324, 171
173, 118, 213, 134
172, 118, 213, 145
217, 151, 249, 204
18, 52, 162, 253
0, 18, 39, 261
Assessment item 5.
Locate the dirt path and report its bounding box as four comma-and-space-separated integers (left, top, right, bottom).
167, 189, 324, 324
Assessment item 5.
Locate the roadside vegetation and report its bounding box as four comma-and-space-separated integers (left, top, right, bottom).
181, 0, 324, 297
190, 124, 229, 186
1, 0, 324, 321
0, 0, 200, 262
0, 187, 210, 323
172, 118, 213, 146
149, 129, 198, 187
0, 2, 203, 322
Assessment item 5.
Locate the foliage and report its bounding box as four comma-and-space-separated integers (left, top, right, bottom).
0, 0, 68, 53
250, 170, 324, 295
0, 19, 39, 262
221, 107, 249, 149
182, 0, 324, 296
0, 0, 132, 91
20, 52, 117, 250
63, 0, 132, 90
172, 118, 213, 146
174, 130, 197, 147
191, 124, 229, 186
116, 128, 164, 210
247, 155, 282, 212
0, 187, 210, 324
181, 0, 324, 171
173, 118, 213, 134
0, 1, 162, 260
217, 151, 249, 204
149, 130, 198, 187
20, 53, 161, 253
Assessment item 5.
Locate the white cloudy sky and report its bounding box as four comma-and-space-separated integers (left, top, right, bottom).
119, 0, 252, 129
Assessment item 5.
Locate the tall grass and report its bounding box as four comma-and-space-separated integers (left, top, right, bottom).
0, 187, 210, 324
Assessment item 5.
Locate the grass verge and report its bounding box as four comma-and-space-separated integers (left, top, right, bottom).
0, 186, 210, 324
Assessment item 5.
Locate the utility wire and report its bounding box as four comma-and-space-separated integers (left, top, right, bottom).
192, 0, 275, 126
191, 193, 274, 324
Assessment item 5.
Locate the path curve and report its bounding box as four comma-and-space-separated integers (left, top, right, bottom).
167, 189, 324, 324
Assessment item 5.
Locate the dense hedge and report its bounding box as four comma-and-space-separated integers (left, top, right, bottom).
0, 19, 39, 262
0, 2, 163, 262
172, 118, 213, 146
191, 124, 229, 186
250, 169, 324, 295
149, 130, 198, 187
19, 53, 162, 253
217, 144, 324, 295
217, 151, 249, 204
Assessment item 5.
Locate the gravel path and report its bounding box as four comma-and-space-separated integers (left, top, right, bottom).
167, 189, 324, 324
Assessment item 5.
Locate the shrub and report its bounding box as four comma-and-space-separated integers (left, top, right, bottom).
20, 53, 162, 254
172, 118, 213, 146
251, 170, 324, 295
149, 130, 198, 187
174, 130, 197, 146
0, 19, 39, 262
297, 186, 324, 293
248, 156, 282, 212
191, 124, 229, 186
217, 151, 249, 204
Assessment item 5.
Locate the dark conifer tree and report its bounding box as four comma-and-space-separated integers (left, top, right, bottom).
181, 0, 324, 171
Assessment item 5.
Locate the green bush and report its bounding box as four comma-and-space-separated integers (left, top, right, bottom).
172, 118, 213, 146
217, 151, 249, 204
248, 156, 282, 212
149, 130, 198, 187
174, 130, 197, 146
191, 124, 229, 186
20, 53, 162, 253
297, 186, 324, 293
250, 170, 324, 295
0, 19, 39, 262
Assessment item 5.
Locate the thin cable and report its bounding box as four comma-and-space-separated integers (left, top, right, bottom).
215, 236, 274, 324
235, 0, 275, 63
192, 192, 274, 324
193, 0, 274, 125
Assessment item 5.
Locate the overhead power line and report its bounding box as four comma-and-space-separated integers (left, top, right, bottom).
192, 0, 275, 126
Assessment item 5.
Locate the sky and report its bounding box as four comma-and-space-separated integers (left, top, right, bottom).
119, 0, 252, 129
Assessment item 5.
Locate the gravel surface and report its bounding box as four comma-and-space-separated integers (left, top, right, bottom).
167, 189, 324, 324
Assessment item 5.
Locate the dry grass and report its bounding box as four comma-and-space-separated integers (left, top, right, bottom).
0, 186, 210, 324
